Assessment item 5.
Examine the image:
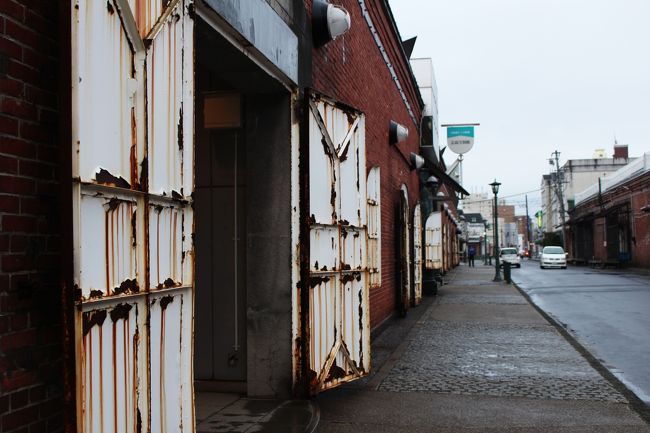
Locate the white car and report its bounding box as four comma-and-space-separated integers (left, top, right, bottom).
540, 246, 567, 269
499, 247, 521, 268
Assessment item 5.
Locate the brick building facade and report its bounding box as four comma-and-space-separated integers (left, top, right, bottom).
568, 153, 650, 268
1, 1, 64, 431
0, 1, 464, 430
308, 0, 426, 328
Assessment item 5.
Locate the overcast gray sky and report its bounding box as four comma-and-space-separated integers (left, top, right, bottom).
389, 0, 650, 213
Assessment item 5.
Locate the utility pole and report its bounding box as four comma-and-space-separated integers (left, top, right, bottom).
551, 150, 567, 247
525, 194, 531, 249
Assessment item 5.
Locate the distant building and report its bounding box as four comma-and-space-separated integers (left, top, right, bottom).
568, 152, 650, 267
463, 192, 493, 219
515, 214, 533, 249
463, 213, 488, 257
540, 145, 635, 240
410, 58, 440, 159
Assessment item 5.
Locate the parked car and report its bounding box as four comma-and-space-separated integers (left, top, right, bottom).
540, 246, 567, 269
500, 247, 521, 268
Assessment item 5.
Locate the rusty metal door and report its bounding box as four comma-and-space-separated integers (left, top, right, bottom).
366, 167, 381, 288
413, 204, 422, 306
425, 212, 443, 270
305, 95, 370, 393
398, 187, 411, 314
71, 1, 194, 432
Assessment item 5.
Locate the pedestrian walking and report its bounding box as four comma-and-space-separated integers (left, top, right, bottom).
468, 245, 475, 267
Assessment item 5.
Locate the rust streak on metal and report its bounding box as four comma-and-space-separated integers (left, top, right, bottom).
87, 331, 93, 428
177, 106, 183, 150
172, 210, 178, 280
99, 320, 105, 429
96, 168, 131, 189
114, 278, 140, 295
156, 208, 161, 287
159, 294, 174, 310
327, 364, 346, 381
358, 288, 364, 369
156, 277, 177, 290
130, 108, 139, 189
356, 146, 360, 190
339, 143, 349, 162
140, 156, 149, 192
110, 303, 133, 322
112, 319, 118, 432
309, 276, 330, 289
106, 204, 111, 294
124, 314, 130, 433
159, 301, 167, 432
340, 272, 360, 285
83, 309, 107, 336
131, 209, 137, 247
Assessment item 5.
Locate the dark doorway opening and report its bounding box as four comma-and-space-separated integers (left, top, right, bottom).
193, 18, 293, 399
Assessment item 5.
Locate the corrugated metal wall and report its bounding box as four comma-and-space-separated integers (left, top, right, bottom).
71, 1, 194, 431
303, 95, 371, 393
413, 204, 422, 305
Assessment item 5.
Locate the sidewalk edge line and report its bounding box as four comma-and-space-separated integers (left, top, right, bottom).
512, 280, 650, 424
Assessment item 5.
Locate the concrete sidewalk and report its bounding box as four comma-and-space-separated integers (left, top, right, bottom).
195, 392, 317, 432
314, 264, 650, 432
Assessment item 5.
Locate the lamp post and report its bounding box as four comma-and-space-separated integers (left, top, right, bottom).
482, 231, 487, 265
490, 180, 502, 282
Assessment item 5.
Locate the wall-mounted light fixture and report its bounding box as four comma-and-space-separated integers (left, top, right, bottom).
313, 0, 351, 46
389, 120, 409, 144
425, 175, 439, 192
410, 152, 424, 170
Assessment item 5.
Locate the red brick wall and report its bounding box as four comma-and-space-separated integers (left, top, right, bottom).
570, 172, 650, 267
306, 0, 423, 328
0, 1, 63, 432
592, 217, 606, 261
497, 205, 515, 224
631, 188, 650, 267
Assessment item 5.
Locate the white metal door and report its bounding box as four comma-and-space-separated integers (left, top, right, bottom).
306, 95, 370, 393
367, 167, 381, 288
425, 212, 442, 270
71, 1, 194, 431
413, 204, 422, 305
398, 186, 411, 313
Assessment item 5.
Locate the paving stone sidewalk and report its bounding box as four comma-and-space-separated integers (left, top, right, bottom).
315, 264, 650, 433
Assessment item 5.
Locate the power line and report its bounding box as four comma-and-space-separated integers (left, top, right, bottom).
462, 188, 542, 204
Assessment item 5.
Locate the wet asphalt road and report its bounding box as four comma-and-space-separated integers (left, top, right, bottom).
512, 260, 650, 405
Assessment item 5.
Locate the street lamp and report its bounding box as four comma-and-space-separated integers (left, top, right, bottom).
490, 180, 502, 282
482, 231, 487, 265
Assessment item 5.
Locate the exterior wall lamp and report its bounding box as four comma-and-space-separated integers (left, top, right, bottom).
425, 175, 439, 192
389, 120, 409, 144
313, 0, 352, 46
410, 152, 425, 170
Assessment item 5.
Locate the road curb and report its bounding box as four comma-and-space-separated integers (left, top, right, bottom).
511, 280, 650, 424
